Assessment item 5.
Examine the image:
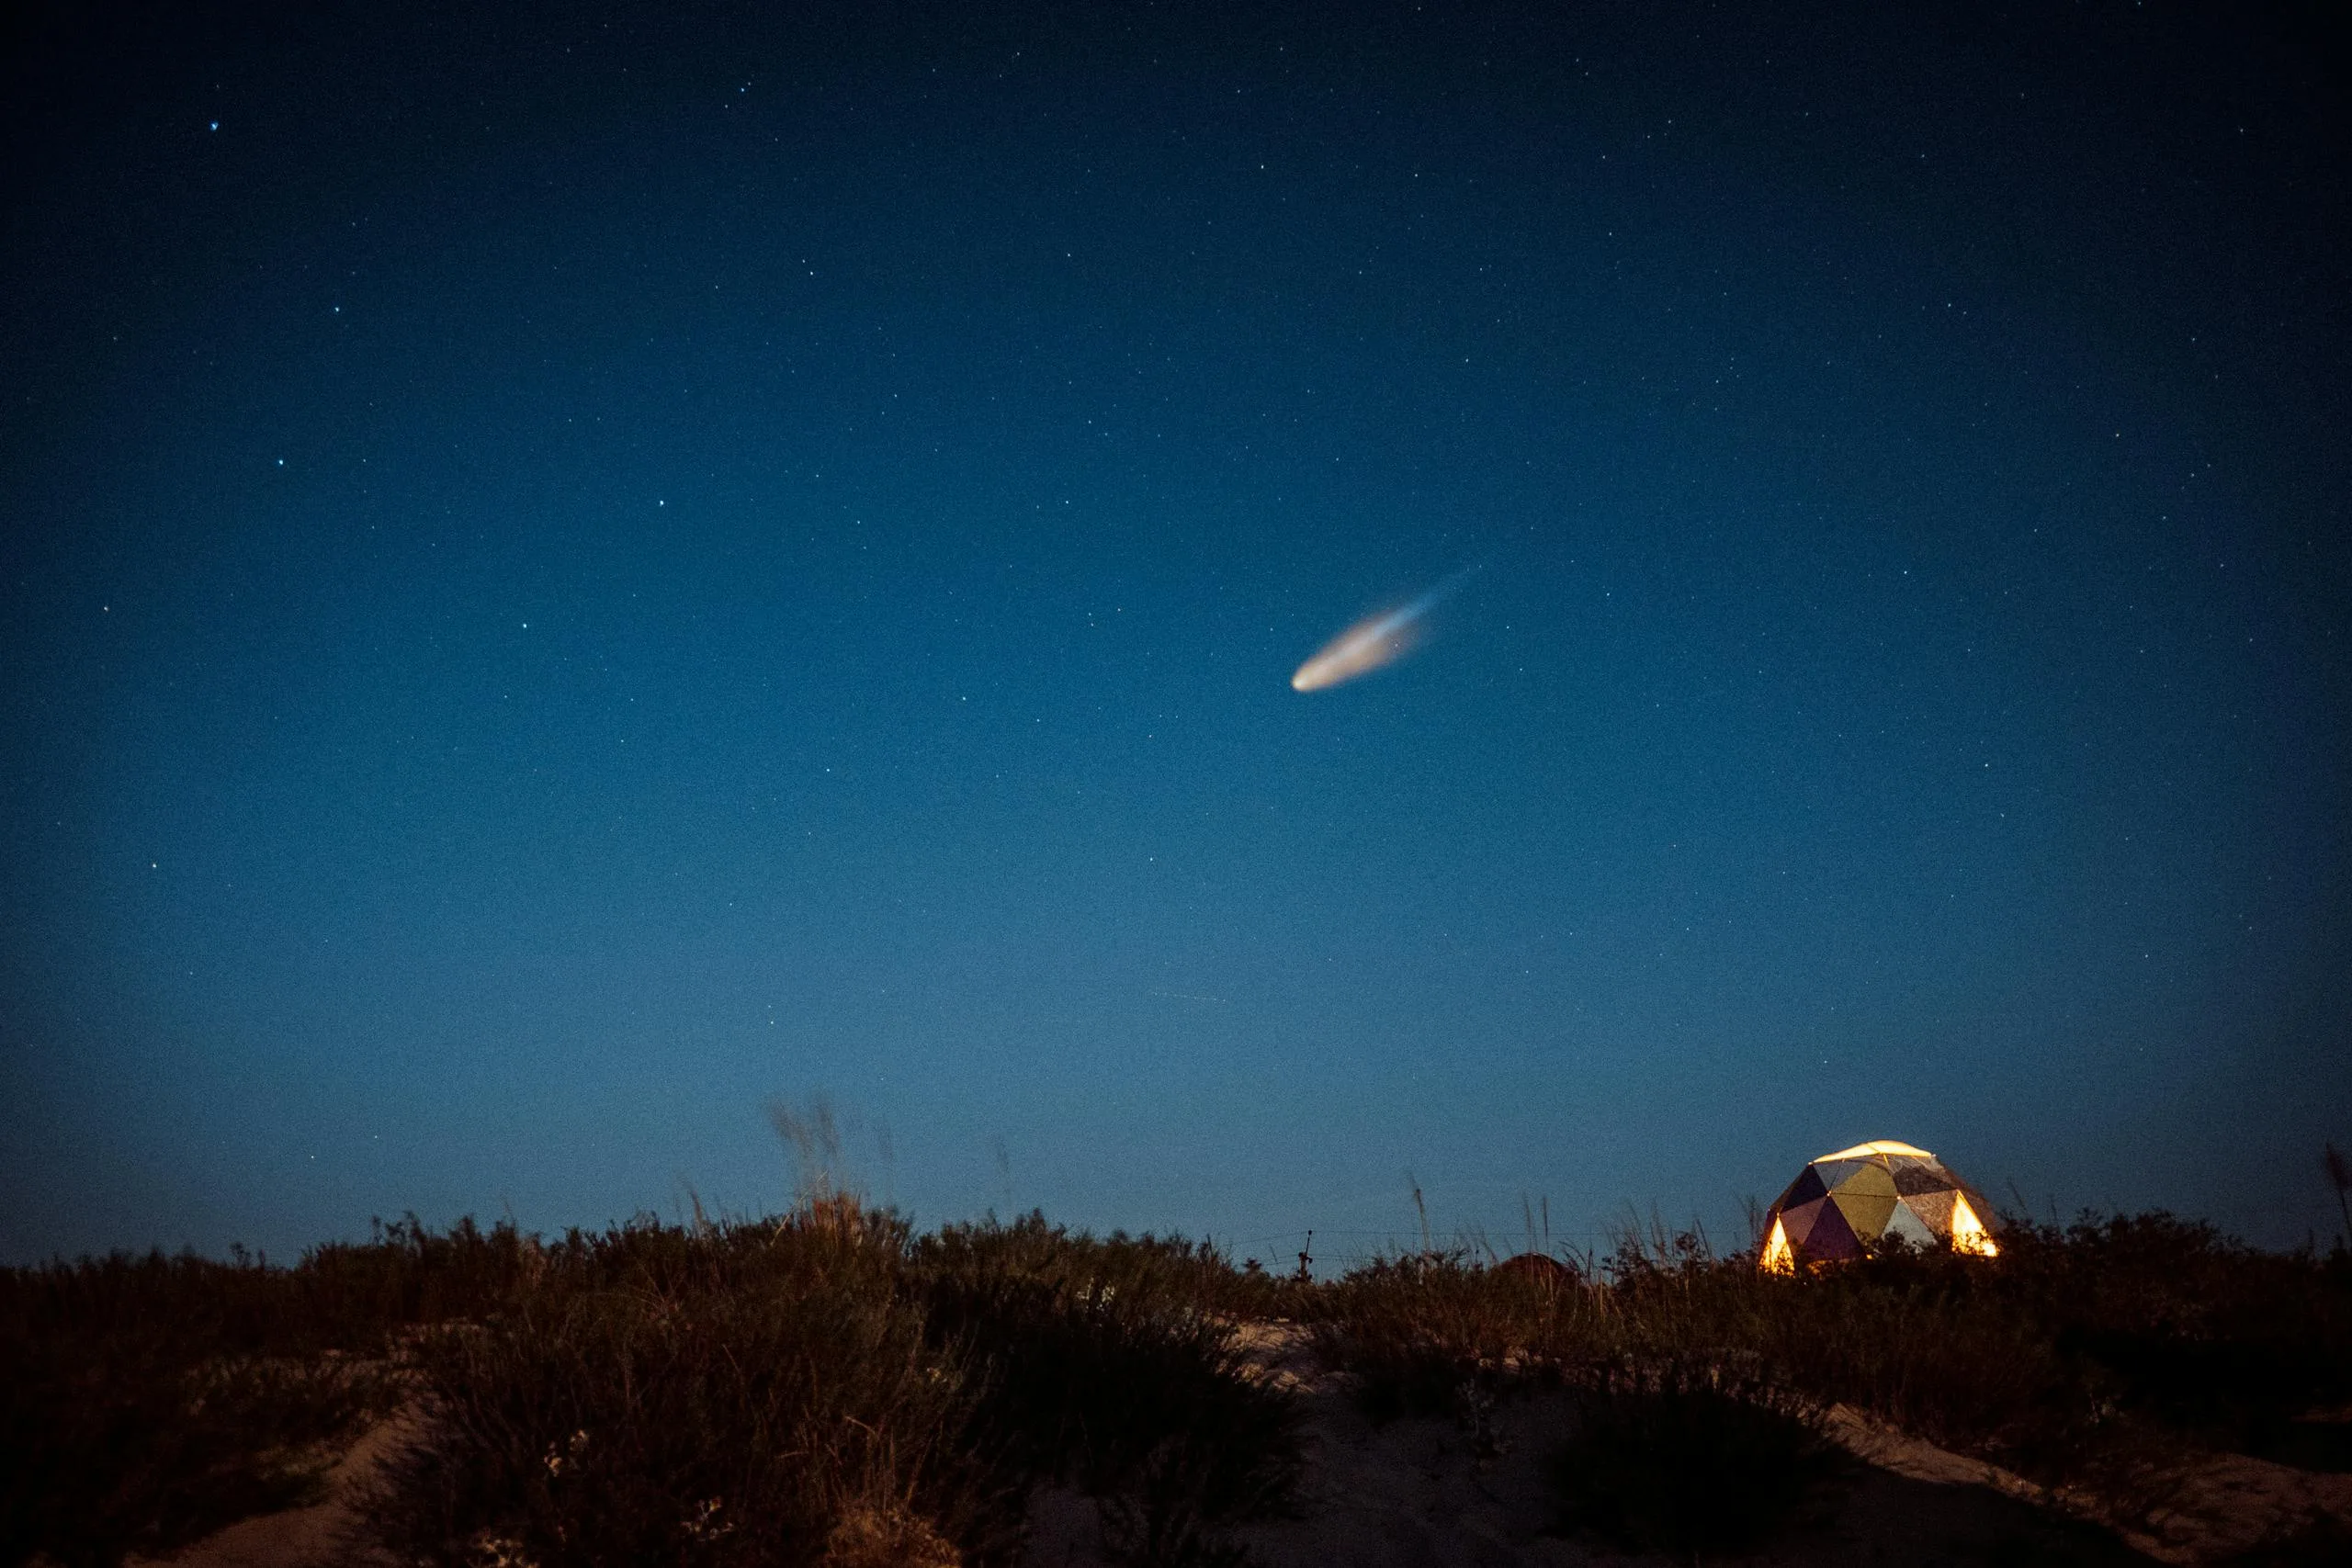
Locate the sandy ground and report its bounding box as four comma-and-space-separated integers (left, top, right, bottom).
1824, 1403, 2352, 1565
1030, 1325, 2154, 1567
144, 1325, 2352, 1567
130, 1415, 411, 1568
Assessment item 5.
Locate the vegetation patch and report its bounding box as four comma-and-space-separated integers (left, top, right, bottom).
363, 1202, 986, 1566
917, 1213, 1304, 1563
0, 1249, 401, 1567
6, 1198, 2347, 1565
1547, 1359, 1839, 1559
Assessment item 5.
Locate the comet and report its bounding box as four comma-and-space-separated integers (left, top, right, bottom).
1290, 565, 1480, 693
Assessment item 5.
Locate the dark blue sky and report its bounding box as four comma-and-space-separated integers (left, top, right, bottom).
5, 3, 2346, 1264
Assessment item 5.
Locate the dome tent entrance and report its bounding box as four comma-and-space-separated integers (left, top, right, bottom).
1759, 1140, 1997, 1271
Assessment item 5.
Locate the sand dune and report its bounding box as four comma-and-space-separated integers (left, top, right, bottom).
142, 1327, 2349, 1567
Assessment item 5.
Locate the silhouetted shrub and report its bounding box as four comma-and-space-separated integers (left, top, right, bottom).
0, 1249, 397, 1567
1993, 1213, 2352, 1461
1305, 1211, 2352, 1497
916, 1212, 1304, 1562
11, 1198, 2345, 1565
355, 1202, 1303, 1567
1548, 1359, 1838, 1558
362, 1202, 1009, 1567
1309, 1248, 1587, 1421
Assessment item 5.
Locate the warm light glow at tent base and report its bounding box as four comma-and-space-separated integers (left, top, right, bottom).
1761, 1200, 1999, 1268
1950, 1193, 1998, 1257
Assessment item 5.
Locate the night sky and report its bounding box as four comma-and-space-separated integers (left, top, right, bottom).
5, 3, 2346, 1266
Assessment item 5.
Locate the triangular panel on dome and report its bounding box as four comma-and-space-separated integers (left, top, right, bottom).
1880, 1200, 1938, 1249
1800, 1201, 1863, 1260
1761, 1215, 1795, 1273
1778, 1165, 1830, 1210
1902, 1190, 1958, 1232
1812, 1159, 1873, 1192
1778, 1197, 1834, 1247
1892, 1160, 1958, 1197
1828, 1161, 1899, 1200
1949, 1192, 2000, 1257
1830, 1190, 1898, 1237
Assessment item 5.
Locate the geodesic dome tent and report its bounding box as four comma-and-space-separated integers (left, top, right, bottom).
1759, 1140, 1997, 1271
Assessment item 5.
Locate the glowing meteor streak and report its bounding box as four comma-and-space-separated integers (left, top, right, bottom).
1290, 566, 1478, 693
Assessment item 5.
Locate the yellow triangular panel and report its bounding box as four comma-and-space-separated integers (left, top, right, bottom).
1830, 1190, 1897, 1236
1827, 1162, 1898, 1200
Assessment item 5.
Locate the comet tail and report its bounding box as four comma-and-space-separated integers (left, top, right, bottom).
1290, 567, 1478, 692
